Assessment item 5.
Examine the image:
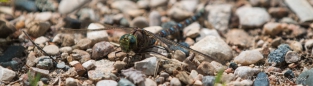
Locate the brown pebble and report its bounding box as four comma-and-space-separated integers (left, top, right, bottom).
225, 68, 233, 73
74, 63, 86, 76
288, 63, 297, 68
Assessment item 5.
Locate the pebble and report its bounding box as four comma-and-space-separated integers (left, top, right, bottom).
210, 61, 226, 72
249, 0, 270, 7
30, 67, 50, 77
35, 0, 57, 11
77, 8, 98, 21
236, 6, 270, 28
265, 66, 281, 73
118, 78, 135, 86
285, 51, 300, 63
193, 80, 203, 86
150, 0, 168, 7
125, 9, 145, 17
285, 0, 313, 22
229, 62, 238, 70
196, 29, 221, 41
284, 69, 295, 79
155, 77, 165, 84
288, 41, 303, 52
221, 73, 235, 83
87, 23, 109, 43
191, 36, 233, 63
176, 71, 194, 85
280, 17, 297, 24
59, 47, 73, 53
56, 61, 66, 69
102, 14, 114, 24
144, 26, 163, 34
113, 61, 126, 70
202, 76, 215, 86
72, 49, 91, 63
172, 50, 186, 61
180, 0, 198, 12
137, 0, 149, 9
170, 77, 182, 86
88, 70, 104, 81
43, 45, 59, 55
69, 61, 79, 66
120, 18, 129, 26
92, 41, 114, 59
0, 45, 25, 62
234, 49, 264, 65
111, 0, 138, 12
94, 59, 115, 75
226, 29, 253, 47
0, 19, 16, 38
121, 68, 146, 84
26, 51, 36, 67
197, 61, 215, 75
263, 22, 284, 37
206, 4, 232, 32
183, 22, 200, 38
0, 66, 16, 82
268, 44, 291, 65
131, 16, 149, 28
82, 60, 95, 70
167, 5, 192, 21
75, 38, 92, 50
58, 0, 89, 14
149, 10, 161, 26
26, 21, 51, 38
14, 0, 37, 12
268, 7, 289, 18
0, 6, 12, 15
160, 72, 170, 78
234, 66, 261, 79
296, 68, 313, 85
36, 56, 54, 70
139, 78, 157, 86
253, 72, 270, 86
35, 12, 52, 21
74, 62, 86, 76
66, 78, 81, 86
34, 36, 49, 44
240, 79, 253, 86
305, 39, 313, 51
134, 57, 158, 75
63, 17, 81, 29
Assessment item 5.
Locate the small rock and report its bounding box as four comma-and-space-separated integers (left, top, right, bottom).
96, 80, 118, 86
265, 66, 281, 73
139, 78, 157, 86
249, 0, 270, 7
131, 17, 149, 28
285, 0, 313, 22
149, 10, 161, 26
59, 47, 73, 53
160, 72, 170, 78
35, 0, 57, 11
150, 0, 167, 7
111, 0, 138, 12
14, 0, 37, 12
229, 62, 238, 70
280, 17, 297, 24
183, 22, 200, 38
35, 12, 52, 21
305, 39, 313, 51
263, 22, 284, 37
296, 68, 313, 85
167, 4, 192, 21
43, 45, 59, 55
176, 71, 194, 85
113, 61, 126, 70
210, 61, 225, 71
36, 56, 54, 70
170, 78, 182, 86
155, 77, 165, 84
125, 9, 145, 17
271, 37, 284, 48
221, 73, 235, 83
0, 19, 16, 38
121, 68, 146, 84
172, 50, 186, 61
69, 61, 79, 66
189, 70, 198, 79
77, 8, 98, 21
197, 61, 215, 75
196, 29, 221, 41
234, 66, 261, 79
63, 17, 81, 29
82, 60, 95, 70
268, 44, 291, 65
285, 51, 300, 63
144, 26, 163, 34
65, 78, 81, 86
134, 57, 158, 75
87, 23, 109, 43
92, 41, 114, 59
56, 61, 66, 69
234, 49, 264, 65
34, 36, 49, 44
118, 78, 135, 86
226, 29, 253, 47
88, 70, 104, 81
26, 21, 50, 38
193, 80, 203, 86
284, 70, 295, 79
236, 6, 270, 28
58, 0, 89, 14
30, 67, 49, 77
191, 36, 233, 63
240, 79, 253, 86
268, 7, 289, 18
72, 49, 91, 63
75, 38, 92, 50
253, 72, 269, 86
206, 4, 232, 32
26, 51, 36, 67
202, 76, 215, 86
94, 59, 115, 75
73, 62, 86, 76
0, 66, 16, 82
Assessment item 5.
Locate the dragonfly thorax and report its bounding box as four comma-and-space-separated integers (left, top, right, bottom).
119, 34, 137, 53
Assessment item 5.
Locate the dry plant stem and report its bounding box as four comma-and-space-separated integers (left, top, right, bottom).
22, 31, 57, 64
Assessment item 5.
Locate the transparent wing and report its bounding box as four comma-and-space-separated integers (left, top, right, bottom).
58, 24, 134, 34
142, 29, 225, 63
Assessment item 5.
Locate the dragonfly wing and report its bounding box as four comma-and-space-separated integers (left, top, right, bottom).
58, 23, 134, 34
142, 29, 225, 64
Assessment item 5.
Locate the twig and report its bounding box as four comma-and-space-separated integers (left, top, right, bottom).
22, 31, 57, 64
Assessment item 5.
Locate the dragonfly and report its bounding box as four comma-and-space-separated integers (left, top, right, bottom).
59, 9, 224, 64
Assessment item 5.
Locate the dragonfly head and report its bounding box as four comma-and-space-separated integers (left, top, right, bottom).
119, 34, 137, 53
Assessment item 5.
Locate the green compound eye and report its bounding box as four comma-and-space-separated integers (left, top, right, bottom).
119, 34, 137, 53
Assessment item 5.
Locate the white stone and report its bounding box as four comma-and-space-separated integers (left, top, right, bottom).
34, 36, 49, 44
69, 61, 79, 66
96, 80, 117, 86
206, 4, 232, 31
285, 0, 313, 22
87, 23, 109, 42
43, 45, 59, 55
234, 49, 264, 65
234, 66, 261, 79
65, 78, 80, 86
82, 60, 95, 70
59, 47, 73, 53
184, 22, 200, 38
139, 78, 157, 86
58, 0, 89, 14
236, 6, 270, 27
0, 66, 16, 82
134, 57, 158, 75
150, 0, 168, 7
144, 26, 163, 34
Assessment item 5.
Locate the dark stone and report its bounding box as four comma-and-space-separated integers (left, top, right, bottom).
253, 72, 269, 86
202, 76, 215, 86
284, 70, 295, 79
14, 0, 38, 12
40, 77, 49, 84
268, 44, 290, 65
63, 17, 81, 29
118, 78, 135, 86
229, 62, 238, 70
0, 60, 19, 70
0, 45, 25, 62
296, 68, 313, 86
